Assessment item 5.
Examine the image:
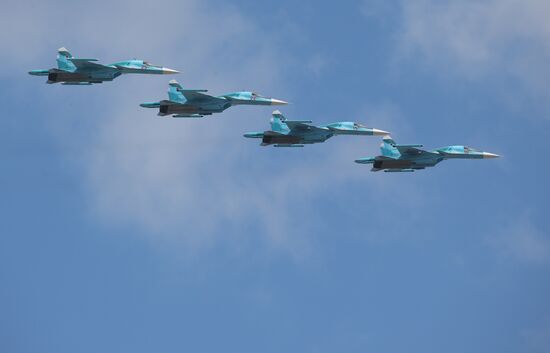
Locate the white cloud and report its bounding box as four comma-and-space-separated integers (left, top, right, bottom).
1, 0, 255, 69
2, 0, 427, 258
397, 0, 550, 93
487, 215, 550, 265
0, 0, 304, 253
83, 94, 420, 257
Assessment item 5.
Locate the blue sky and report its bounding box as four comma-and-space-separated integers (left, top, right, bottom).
1, 0, 550, 352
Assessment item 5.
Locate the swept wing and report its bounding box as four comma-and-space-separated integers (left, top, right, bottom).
179, 90, 225, 104
285, 120, 321, 133
393, 144, 439, 158
68, 58, 116, 72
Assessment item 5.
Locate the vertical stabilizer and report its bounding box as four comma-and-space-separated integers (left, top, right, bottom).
270, 110, 290, 133
56, 47, 76, 71
167, 80, 186, 103
381, 135, 400, 158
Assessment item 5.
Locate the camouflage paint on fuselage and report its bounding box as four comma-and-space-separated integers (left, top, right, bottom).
29, 47, 178, 84
355, 136, 499, 172
244, 110, 388, 147
140, 80, 288, 118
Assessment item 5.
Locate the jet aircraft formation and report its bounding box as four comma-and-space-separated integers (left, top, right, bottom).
29, 47, 500, 172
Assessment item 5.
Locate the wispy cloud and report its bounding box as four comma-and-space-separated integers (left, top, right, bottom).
1, 0, 302, 253
361, 0, 550, 104
380, 0, 550, 100
3, 0, 428, 258
487, 214, 550, 265
83, 93, 421, 257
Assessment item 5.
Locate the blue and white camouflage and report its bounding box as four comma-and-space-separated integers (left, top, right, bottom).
29, 47, 178, 85
140, 80, 287, 118
355, 135, 500, 172
244, 110, 389, 147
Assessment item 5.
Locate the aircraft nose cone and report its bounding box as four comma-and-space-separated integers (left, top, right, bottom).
270, 98, 288, 105
482, 152, 500, 159
162, 67, 180, 74
371, 128, 390, 136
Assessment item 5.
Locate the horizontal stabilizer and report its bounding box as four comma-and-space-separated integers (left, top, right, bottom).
140, 102, 161, 108
243, 132, 264, 138
28, 70, 49, 76
355, 157, 375, 164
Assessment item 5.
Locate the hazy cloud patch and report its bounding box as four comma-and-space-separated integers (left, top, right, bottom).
487, 214, 550, 265
522, 321, 550, 353
383, 0, 550, 100
6, 0, 427, 258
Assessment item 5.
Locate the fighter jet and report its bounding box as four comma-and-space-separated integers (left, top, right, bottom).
355, 135, 500, 172
28, 47, 178, 85
140, 80, 288, 117
243, 110, 389, 147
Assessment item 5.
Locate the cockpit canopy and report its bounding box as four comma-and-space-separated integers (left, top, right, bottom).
115, 60, 159, 68
141, 61, 161, 67
326, 122, 367, 130
223, 91, 265, 100
437, 145, 478, 154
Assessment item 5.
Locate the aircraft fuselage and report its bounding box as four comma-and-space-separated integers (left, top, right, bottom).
158, 101, 232, 116
46, 69, 121, 84
373, 156, 442, 170
262, 130, 333, 146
